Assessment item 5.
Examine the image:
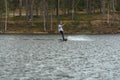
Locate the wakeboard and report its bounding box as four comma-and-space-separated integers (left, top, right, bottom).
63, 39, 67, 41
58, 38, 67, 41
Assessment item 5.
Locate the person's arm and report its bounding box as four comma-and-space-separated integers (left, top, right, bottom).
62, 23, 66, 26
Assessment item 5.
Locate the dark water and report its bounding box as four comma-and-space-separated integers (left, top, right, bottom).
0, 34, 120, 80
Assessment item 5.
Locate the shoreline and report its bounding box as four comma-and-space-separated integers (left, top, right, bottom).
0, 31, 120, 35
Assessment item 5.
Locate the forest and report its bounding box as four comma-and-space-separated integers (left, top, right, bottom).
0, 0, 120, 34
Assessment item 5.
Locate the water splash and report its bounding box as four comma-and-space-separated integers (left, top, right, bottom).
67, 35, 93, 41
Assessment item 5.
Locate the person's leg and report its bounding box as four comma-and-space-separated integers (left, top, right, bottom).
60, 31, 65, 40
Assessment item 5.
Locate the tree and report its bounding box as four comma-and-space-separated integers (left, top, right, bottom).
5, 0, 8, 31
34, 0, 40, 16
19, 0, 22, 18
9, 0, 18, 17
56, 0, 59, 16
72, 0, 75, 20
111, 0, 116, 12
86, 0, 91, 14
40, 0, 48, 31
26, 0, 29, 21
30, 0, 34, 26
116, 0, 120, 11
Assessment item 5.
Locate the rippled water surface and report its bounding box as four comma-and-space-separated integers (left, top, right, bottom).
0, 34, 120, 80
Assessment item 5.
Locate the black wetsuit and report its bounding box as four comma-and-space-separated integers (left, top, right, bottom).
60, 31, 65, 40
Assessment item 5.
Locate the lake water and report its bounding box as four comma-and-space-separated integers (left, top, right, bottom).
0, 34, 120, 80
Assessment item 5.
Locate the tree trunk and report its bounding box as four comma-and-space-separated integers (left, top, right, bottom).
26, 0, 29, 21
5, 0, 7, 32
56, 0, 59, 16
19, 0, 22, 18
86, 0, 91, 14
43, 0, 47, 31
51, 9, 53, 31
112, 0, 116, 12
107, 3, 110, 26
30, 0, 34, 26
72, 0, 75, 20
101, 0, 106, 15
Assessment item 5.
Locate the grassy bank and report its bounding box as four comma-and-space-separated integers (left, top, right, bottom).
4, 13, 120, 34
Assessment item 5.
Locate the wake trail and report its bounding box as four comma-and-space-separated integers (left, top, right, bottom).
67, 35, 94, 41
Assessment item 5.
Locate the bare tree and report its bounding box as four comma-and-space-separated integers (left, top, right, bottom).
86, 0, 91, 14
26, 0, 29, 21
40, 0, 48, 31
72, 0, 75, 20
5, 0, 7, 31
101, 0, 106, 15
30, 0, 34, 26
19, 0, 22, 18
56, 0, 59, 16
111, 0, 116, 12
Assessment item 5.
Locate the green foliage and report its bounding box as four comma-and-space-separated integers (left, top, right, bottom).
116, 0, 120, 11
9, 0, 18, 11
0, 0, 5, 14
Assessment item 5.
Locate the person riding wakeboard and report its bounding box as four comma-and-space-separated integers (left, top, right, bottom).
58, 22, 67, 41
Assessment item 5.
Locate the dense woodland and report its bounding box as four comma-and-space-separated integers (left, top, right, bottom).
0, 0, 120, 34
